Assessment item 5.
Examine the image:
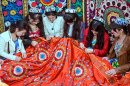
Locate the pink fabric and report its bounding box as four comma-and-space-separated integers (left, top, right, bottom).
29, 30, 41, 39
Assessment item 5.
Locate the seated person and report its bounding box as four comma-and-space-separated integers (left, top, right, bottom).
0, 20, 29, 61
103, 17, 130, 76
23, 8, 45, 48
80, 16, 109, 57
63, 9, 85, 42
43, 6, 64, 41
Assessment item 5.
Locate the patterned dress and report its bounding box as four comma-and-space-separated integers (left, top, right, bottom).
29, 24, 41, 39
109, 41, 123, 68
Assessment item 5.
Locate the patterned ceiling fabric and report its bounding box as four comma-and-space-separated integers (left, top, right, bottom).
1, 0, 28, 32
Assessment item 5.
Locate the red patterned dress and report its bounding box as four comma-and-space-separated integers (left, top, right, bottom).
29, 24, 41, 39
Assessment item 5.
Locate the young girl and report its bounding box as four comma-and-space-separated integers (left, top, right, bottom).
0, 20, 29, 61
43, 6, 64, 41
103, 17, 130, 76
80, 16, 109, 56
64, 9, 85, 42
23, 8, 45, 48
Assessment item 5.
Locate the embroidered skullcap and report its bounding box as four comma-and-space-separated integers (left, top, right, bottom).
45, 5, 56, 12
115, 17, 128, 26
65, 9, 77, 13
29, 7, 42, 13
93, 16, 105, 24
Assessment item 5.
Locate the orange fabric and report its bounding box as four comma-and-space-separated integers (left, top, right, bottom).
0, 37, 128, 86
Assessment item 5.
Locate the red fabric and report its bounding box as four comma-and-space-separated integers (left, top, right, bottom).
112, 73, 130, 86
29, 30, 41, 39
81, 27, 109, 56
0, 37, 128, 86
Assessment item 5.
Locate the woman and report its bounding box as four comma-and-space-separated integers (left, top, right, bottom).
0, 20, 29, 61
103, 17, 130, 76
64, 9, 85, 42
80, 16, 109, 56
43, 6, 64, 41
23, 9, 45, 48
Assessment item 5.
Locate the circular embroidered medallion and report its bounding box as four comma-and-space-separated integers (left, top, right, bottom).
36, 49, 49, 62
72, 63, 87, 79
40, 0, 55, 6
53, 47, 66, 63
97, 0, 130, 31
9, 62, 27, 79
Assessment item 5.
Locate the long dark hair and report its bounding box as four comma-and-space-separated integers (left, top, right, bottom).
24, 12, 44, 32
87, 19, 105, 49
10, 20, 29, 33
24, 12, 44, 37
109, 21, 128, 35
63, 13, 81, 40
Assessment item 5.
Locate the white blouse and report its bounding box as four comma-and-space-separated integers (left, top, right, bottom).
68, 23, 74, 37
43, 16, 64, 37
0, 31, 26, 60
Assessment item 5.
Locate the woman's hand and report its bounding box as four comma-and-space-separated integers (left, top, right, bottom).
126, 71, 130, 73
59, 34, 63, 38
46, 35, 51, 41
0, 59, 4, 65
102, 57, 109, 60
31, 41, 38, 47
35, 34, 40, 37
15, 56, 21, 61
22, 53, 27, 59
79, 43, 85, 49
105, 69, 116, 76
85, 48, 94, 53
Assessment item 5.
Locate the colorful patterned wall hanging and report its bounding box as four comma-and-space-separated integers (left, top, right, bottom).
86, 0, 130, 31
28, 0, 67, 15
0, 0, 28, 32
71, 0, 85, 21
97, 0, 130, 31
